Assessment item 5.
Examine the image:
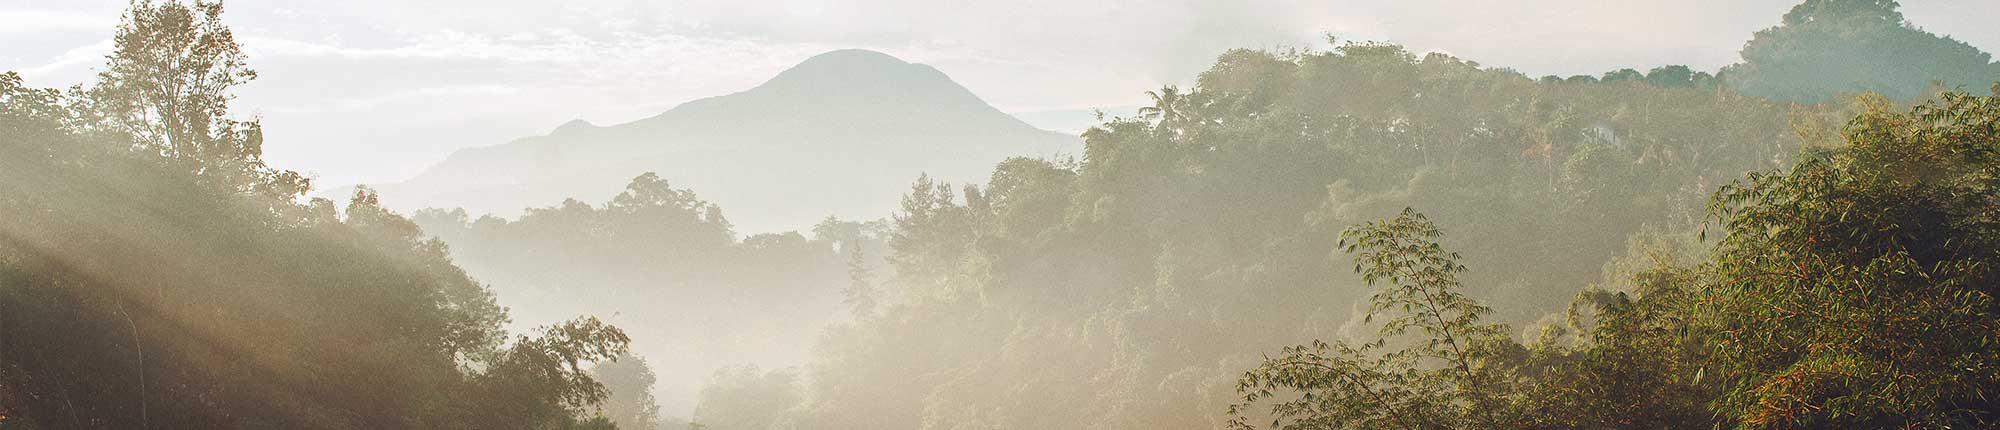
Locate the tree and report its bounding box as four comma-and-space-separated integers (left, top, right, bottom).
1506, 235, 1722, 430
795, 39, 1815, 429
1138, 85, 1195, 128
1700, 89, 2000, 428
1228, 209, 1512, 430
592, 353, 665, 430
1492, 89, 2000, 430
886, 174, 977, 298
463, 317, 633, 429
812, 216, 886, 319
76, 0, 305, 198
841, 236, 878, 319
1723, 0, 1999, 102
1601, 68, 1644, 83
1, 2, 633, 428
1642, 65, 1715, 88
690, 366, 802, 430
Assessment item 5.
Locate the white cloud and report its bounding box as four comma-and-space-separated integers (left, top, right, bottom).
17, 39, 111, 81
0, 9, 115, 35
243, 31, 590, 62
261, 84, 522, 114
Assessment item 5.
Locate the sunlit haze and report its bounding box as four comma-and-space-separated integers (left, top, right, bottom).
6, 1, 2000, 428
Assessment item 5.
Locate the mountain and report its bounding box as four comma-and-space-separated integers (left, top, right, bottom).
360, 49, 1079, 232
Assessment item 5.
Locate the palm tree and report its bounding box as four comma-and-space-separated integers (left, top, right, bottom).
1138, 86, 1176, 120
1139, 85, 1208, 135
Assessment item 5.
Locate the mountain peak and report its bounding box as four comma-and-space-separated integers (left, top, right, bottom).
625, 47, 1034, 133
553, 119, 596, 135
755, 49, 955, 95
375, 47, 1079, 233
795, 49, 910, 69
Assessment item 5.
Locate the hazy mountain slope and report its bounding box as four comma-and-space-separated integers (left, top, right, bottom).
365, 49, 1078, 232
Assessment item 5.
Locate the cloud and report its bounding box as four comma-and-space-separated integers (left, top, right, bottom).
17, 39, 112, 81
261, 84, 523, 114
243, 30, 595, 63
0, 9, 116, 35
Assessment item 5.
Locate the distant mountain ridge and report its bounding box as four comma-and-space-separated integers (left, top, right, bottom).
360, 49, 1079, 232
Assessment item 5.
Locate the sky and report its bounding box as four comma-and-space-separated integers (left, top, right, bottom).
5, 0, 1999, 189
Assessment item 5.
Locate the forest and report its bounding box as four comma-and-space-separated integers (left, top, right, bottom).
3, 0, 1999, 429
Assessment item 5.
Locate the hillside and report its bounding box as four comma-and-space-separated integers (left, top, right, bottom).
363, 49, 1078, 232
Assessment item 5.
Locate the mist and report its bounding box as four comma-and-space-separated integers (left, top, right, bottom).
5, 1, 2000, 429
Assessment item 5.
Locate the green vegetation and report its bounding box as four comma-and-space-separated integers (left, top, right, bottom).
751, 4, 1999, 425
4, 1, 1998, 429
591, 353, 668, 430
766, 40, 1829, 428
408, 173, 866, 419
1225, 89, 2000, 430
689, 366, 803, 430
0, 2, 629, 428
1723, 0, 2000, 102
1701, 91, 2000, 428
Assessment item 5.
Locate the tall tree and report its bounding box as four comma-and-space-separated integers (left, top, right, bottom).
592, 353, 666, 430
1724, 0, 1999, 102
77, 0, 305, 198
1229, 209, 1511, 430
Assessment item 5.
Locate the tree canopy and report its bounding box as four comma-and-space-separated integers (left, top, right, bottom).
1225, 88, 2000, 430
1724, 0, 2000, 102
0, 2, 630, 428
